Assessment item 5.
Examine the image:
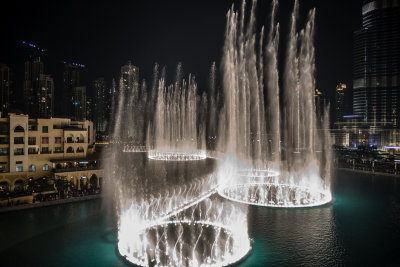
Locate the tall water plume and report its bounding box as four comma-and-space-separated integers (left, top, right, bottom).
217, 0, 332, 207
147, 63, 205, 155
220, 0, 267, 167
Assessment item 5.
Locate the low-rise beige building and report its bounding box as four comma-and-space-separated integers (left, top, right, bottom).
0, 114, 103, 192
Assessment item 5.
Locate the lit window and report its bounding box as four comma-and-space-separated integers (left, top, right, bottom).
16, 166, 23, 172
43, 164, 49, 171
29, 165, 36, 172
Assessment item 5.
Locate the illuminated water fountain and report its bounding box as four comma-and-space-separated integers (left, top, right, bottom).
109, 1, 333, 266
118, 197, 250, 267
216, 0, 332, 207
147, 63, 207, 161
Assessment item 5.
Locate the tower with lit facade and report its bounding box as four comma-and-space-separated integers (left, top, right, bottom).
38, 74, 54, 118
0, 63, 12, 117
24, 56, 44, 117
353, 0, 400, 128
335, 83, 346, 123
93, 78, 107, 132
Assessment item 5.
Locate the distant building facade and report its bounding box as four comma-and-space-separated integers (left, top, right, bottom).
314, 88, 328, 120
353, 0, 400, 128
335, 83, 346, 123
93, 78, 107, 132
71, 86, 86, 121
0, 115, 101, 192
0, 64, 12, 117
63, 63, 85, 118
120, 61, 139, 94
39, 74, 54, 118
24, 56, 44, 118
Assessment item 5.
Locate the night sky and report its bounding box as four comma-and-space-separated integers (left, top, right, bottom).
1, 0, 362, 114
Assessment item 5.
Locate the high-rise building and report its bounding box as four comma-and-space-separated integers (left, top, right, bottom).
93, 78, 107, 132
335, 83, 346, 123
353, 0, 400, 128
71, 86, 86, 121
314, 88, 328, 120
63, 63, 84, 118
24, 56, 44, 117
119, 62, 139, 139
39, 74, 54, 118
120, 61, 139, 94
0, 63, 12, 117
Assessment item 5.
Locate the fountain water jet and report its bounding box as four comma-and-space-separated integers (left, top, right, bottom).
216, 0, 332, 207
109, 1, 333, 266
147, 63, 207, 161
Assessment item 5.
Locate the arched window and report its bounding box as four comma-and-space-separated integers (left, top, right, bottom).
14, 180, 24, 191
29, 164, 36, 172
43, 164, 49, 171
90, 174, 98, 189
77, 147, 84, 153
66, 147, 74, 153
14, 125, 25, 132
0, 181, 10, 191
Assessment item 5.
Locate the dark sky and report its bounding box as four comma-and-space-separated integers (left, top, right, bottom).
1, 0, 362, 114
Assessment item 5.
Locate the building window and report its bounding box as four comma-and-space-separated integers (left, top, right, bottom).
43, 164, 49, 171
55, 147, 62, 153
0, 137, 9, 144
16, 166, 23, 172
42, 147, 49, 154
0, 148, 9, 155
29, 164, 36, 172
42, 126, 48, 133
28, 137, 36, 145
14, 137, 24, 144
14, 125, 24, 132
66, 136, 73, 143
28, 124, 38, 131
42, 137, 49, 144
0, 123, 9, 135
77, 147, 84, 153
55, 137, 62, 144
16, 161, 23, 164
14, 148, 24, 155
0, 165, 7, 172
28, 147, 37, 154
66, 147, 74, 153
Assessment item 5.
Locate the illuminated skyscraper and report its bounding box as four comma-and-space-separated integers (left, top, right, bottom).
71, 86, 86, 121
93, 78, 107, 132
120, 61, 139, 94
63, 63, 85, 118
38, 74, 54, 118
335, 83, 346, 123
0, 63, 12, 117
24, 56, 44, 117
353, 0, 400, 127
